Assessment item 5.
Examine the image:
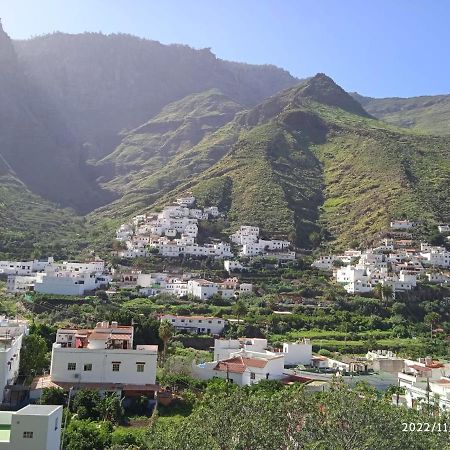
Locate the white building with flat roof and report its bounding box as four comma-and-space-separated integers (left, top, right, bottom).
160, 315, 226, 335
0, 318, 28, 404
31, 322, 158, 399
0, 405, 62, 450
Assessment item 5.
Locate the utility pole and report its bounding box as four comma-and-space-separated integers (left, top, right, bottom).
61, 386, 74, 450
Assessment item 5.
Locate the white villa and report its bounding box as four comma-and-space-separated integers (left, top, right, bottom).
0, 318, 28, 404
193, 349, 285, 386
230, 225, 292, 259
187, 277, 253, 300
0, 405, 62, 450
31, 321, 158, 399
5, 258, 109, 296
159, 315, 226, 335
397, 358, 450, 411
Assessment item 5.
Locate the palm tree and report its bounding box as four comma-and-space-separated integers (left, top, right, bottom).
159, 320, 174, 365
424, 312, 440, 339
233, 300, 248, 324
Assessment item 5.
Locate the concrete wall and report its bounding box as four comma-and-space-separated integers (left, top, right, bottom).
50, 347, 157, 385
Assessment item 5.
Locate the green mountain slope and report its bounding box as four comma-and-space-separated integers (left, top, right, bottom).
0, 172, 87, 260
352, 92, 450, 135
98, 74, 450, 250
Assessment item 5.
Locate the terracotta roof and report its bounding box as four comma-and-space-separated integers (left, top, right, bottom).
408, 364, 432, 372
433, 378, 450, 385
214, 356, 269, 374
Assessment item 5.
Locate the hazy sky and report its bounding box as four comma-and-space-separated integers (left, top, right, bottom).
1, 0, 449, 98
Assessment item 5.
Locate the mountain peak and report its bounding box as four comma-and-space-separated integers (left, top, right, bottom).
291, 73, 371, 117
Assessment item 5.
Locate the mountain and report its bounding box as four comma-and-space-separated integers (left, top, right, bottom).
96, 74, 450, 250
14, 32, 298, 159
0, 21, 113, 213
352, 92, 450, 135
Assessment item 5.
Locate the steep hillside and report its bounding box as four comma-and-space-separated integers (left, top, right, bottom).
97, 89, 243, 194
0, 21, 113, 213
97, 74, 450, 250
0, 172, 87, 260
14, 32, 297, 159
352, 92, 450, 135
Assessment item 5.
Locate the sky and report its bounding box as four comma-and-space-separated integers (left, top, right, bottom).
1, 0, 449, 98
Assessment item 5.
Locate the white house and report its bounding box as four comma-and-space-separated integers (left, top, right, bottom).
390, 220, 414, 230
438, 225, 450, 233
194, 349, 285, 386
187, 278, 252, 300
34, 272, 110, 296
160, 315, 226, 335
224, 260, 246, 273
176, 196, 196, 206
213, 338, 268, 361
397, 358, 450, 411
31, 322, 158, 399
282, 340, 313, 366
0, 318, 28, 404
0, 405, 62, 450
6, 275, 42, 294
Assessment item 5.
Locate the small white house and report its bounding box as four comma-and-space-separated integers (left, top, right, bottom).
194, 349, 285, 386
0, 405, 62, 450
160, 315, 226, 335
0, 318, 28, 404
31, 322, 158, 400
283, 340, 313, 366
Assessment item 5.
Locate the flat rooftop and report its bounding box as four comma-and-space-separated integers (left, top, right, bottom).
17, 404, 61, 416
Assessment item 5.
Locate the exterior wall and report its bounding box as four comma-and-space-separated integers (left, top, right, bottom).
213, 339, 240, 361
283, 342, 312, 366
7, 406, 62, 450
0, 335, 23, 403
50, 346, 157, 385
160, 315, 226, 334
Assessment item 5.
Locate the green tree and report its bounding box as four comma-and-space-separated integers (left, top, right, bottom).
64, 419, 112, 450
40, 387, 66, 405
159, 320, 174, 365
71, 390, 101, 420
99, 394, 124, 424
232, 300, 248, 323
19, 334, 49, 381
424, 312, 440, 339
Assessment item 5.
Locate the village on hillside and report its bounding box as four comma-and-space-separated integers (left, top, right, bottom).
3, 190, 450, 422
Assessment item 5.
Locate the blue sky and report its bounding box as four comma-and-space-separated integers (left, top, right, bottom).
1, 0, 449, 97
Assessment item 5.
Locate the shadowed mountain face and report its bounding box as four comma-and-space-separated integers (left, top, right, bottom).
13, 32, 298, 159
0, 21, 114, 213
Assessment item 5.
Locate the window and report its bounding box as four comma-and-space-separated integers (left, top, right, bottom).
67, 363, 76, 371
23, 431, 34, 439
55, 418, 59, 431
84, 364, 92, 371
112, 362, 121, 372
136, 362, 145, 372
250, 372, 256, 380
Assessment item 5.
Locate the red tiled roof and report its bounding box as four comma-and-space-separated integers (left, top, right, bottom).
408, 364, 432, 372
214, 356, 269, 374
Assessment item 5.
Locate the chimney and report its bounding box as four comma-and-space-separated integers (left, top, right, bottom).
111, 321, 118, 328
